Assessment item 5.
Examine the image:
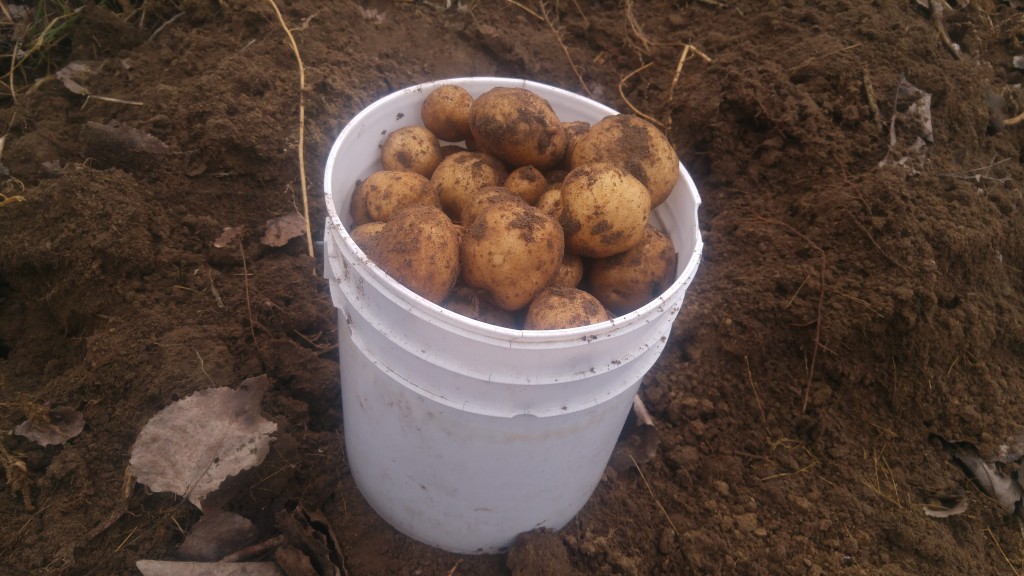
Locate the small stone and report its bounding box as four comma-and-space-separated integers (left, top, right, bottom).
792, 495, 812, 511
713, 480, 730, 496
657, 528, 675, 555
754, 528, 768, 538
735, 513, 758, 533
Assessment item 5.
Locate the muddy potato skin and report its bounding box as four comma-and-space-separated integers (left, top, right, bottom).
357, 170, 435, 223
535, 188, 562, 220
469, 87, 567, 169
559, 120, 590, 170
560, 163, 651, 258
370, 205, 460, 304
524, 287, 609, 330
571, 114, 680, 207
349, 221, 386, 254
430, 151, 508, 222
461, 202, 565, 311
422, 85, 474, 142
460, 186, 525, 227
589, 225, 677, 315
504, 165, 547, 205
548, 252, 584, 288
381, 126, 443, 177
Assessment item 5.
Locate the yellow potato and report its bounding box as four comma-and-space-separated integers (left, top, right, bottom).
349, 221, 386, 254
381, 126, 443, 177
570, 114, 680, 207
588, 225, 677, 315
560, 163, 650, 258
548, 252, 584, 288
370, 205, 460, 303
430, 151, 508, 222
460, 186, 525, 227
356, 170, 435, 223
524, 287, 609, 330
469, 87, 567, 169
461, 202, 564, 311
504, 165, 548, 205
422, 84, 473, 142
534, 188, 562, 221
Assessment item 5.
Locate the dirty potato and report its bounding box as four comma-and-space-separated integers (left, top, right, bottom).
469, 87, 567, 169
461, 202, 564, 311
370, 205, 460, 303
422, 84, 474, 142
381, 126, 443, 177
570, 114, 679, 207
548, 252, 584, 288
524, 287, 609, 330
356, 170, 435, 223
588, 225, 678, 315
430, 151, 508, 222
535, 188, 562, 220
460, 186, 525, 227
349, 221, 387, 254
560, 163, 650, 258
504, 165, 548, 205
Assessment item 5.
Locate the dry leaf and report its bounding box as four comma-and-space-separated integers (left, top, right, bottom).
14, 407, 84, 446
56, 61, 96, 96
261, 214, 306, 248
136, 560, 283, 576
129, 376, 277, 510
948, 441, 1023, 515
179, 510, 259, 561
276, 505, 345, 576
923, 496, 968, 518
215, 227, 244, 249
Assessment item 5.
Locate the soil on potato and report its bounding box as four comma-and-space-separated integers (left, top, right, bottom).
2, 1, 1024, 574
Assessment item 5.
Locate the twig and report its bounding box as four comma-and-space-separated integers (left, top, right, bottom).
631, 455, 678, 535
220, 534, 286, 562
667, 44, 691, 106
861, 68, 882, 126
929, 0, 961, 60
265, 0, 314, 259
146, 12, 183, 43
208, 270, 224, 308
632, 395, 655, 427
505, 0, 541, 20
239, 239, 260, 351
618, 62, 664, 128
445, 559, 464, 576
985, 527, 1021, 576
754, 216, 825, 413
744, 355, 770, 443
787, 42, 862, 73
625, 0, 652, 56
537, 1, 594, 99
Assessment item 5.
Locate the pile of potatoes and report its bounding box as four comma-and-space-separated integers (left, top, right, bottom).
348, 84, 680, 330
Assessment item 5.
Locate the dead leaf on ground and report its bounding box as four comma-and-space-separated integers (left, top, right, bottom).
879, 76, 933, 170
923, 495, 968, 518
215, 226, 244, 249
13, 406, 84, 446
276, 504, 346, 576
179, 509, 260, 561
55, 61, 98, 96
129, 375, 277, 510
938, 436, 1023, 516
261, 214, 306, 248
136, 560, 283, 576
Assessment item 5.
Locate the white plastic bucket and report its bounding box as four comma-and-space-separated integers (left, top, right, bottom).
323, 78, 702, 554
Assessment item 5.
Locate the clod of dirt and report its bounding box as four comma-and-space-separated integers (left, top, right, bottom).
13, 406, 84, 446
275, 505, 346, 576
214, 226, 244, 249
261, 214, 307, 248
82, 120, 170, 171
136, 560, 282, 576
129, 375, 277, 510
273, 545, 319, 576
507, 529, 582, 576
178, 510, 260, 561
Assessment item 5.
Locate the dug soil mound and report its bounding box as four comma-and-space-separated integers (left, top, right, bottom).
2, 1, 1024, 574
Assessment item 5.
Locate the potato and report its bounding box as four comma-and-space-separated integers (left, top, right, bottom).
421, 84, 473, 142
524, 287, 609, 330
381, 126, 443, 177
355, 170, 435, 223
461, 202, 564, 311
570, 114, 680, 207
548, 252, 584, 288
534, 188, 562, 220
460, 185, 525, 227
560, 163, 650, 258
469, 87, 567, 169
588, 225, 677, 315
349, 221, 386, 253
504, 165, 547, 205
441, 285, 519, 328
559, 120, 590, 170
370, 205, 460, 303
349, 178, 373, 226
430, 151, 508, 222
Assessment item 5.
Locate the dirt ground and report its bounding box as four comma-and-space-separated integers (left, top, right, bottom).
3, 0, 1024, 574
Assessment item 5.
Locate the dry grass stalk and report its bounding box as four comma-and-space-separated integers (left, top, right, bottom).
631, 455, 678, 535
265, 0, 314, 259
505, 1, 594, 99
618, 62, 664, 128
625, 0, 652, 56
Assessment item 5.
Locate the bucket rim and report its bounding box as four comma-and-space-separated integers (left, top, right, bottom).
324, 76, 703, 344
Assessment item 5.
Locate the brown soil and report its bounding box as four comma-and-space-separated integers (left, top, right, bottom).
3, 0, 1024, 574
